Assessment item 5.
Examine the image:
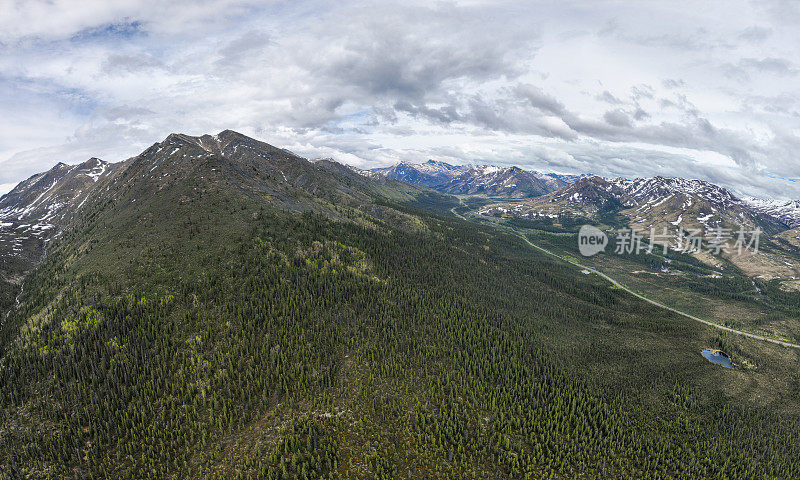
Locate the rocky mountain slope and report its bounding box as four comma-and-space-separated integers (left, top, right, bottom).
372, 160, 580, 198
481, 175, 800, 278
0, 131, 453, 317
743, 197, 800, 228
439, 165, 567, 197
0, 131, 451, 238
0, 158, 120, 272
484, 175, 794, 233
0, 157, 124, 314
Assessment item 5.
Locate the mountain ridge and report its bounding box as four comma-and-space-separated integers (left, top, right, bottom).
370, 159, 800, 229
0, 130, 456, 289
483, 174, 800, 233
371, 159, 583, 197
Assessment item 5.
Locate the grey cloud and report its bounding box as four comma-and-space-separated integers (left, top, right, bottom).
657, 93, 699, 116
764, 126, 800, 178
739, 57, 797, 75
528, 100, 764, 169
314, 5, 537, 103
662, 78, 685, 89
514, 84, 566, 115
215, 30, 273, 69
738, 26, 772, 42
630, 84, 654, 100
632, 108, 650, 121
603, 109, 631, 127
726, 57, 798, 80
596, 90, 623, 105
464, 97, 514, 132
744, 93, 798, 115
394, 100, 462, 125
409, 94, 580, 141
101, 53, 164, 74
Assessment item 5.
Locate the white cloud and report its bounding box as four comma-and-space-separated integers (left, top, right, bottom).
0, 183, 17, 195
1, 0, 800, 200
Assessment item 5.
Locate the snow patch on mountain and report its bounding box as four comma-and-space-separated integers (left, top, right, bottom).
743, 197, 800, 228
372, 160, 584, 196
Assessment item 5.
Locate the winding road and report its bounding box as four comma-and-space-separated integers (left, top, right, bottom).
450, 201, 800, 350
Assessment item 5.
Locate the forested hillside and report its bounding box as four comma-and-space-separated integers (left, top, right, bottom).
1, 133, 799, 479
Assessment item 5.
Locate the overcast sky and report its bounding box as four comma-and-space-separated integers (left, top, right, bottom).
1, 1, 800, 199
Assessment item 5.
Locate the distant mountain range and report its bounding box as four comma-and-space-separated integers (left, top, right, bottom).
371, 160, 584, 198
370, 160, 468, 188
481, 175, 800, 233
478, 175, 800, 277
4, 149, 800, 281
6, 153, 800, 247
371, 160, 800, 234
742, 197, 800, 229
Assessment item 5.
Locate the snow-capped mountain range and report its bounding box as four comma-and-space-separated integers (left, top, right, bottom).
369, 160, 800, 233
3, 153, 800, 284
371, 160, 584, 198
742, 197, 800, 229
481, 175, 799, 235
371, 160, 469, 188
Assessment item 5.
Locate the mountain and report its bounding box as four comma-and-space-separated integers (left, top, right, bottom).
0, 131, 453, 324
372, 160, 580, 198
546, 172, 586, 185
743, 197, 800, 228
371, 159, 469, 187
438, 165, 567, 198
0, 157, 119, 270
481, 175, 800, 278
485, 175, 789, 233
0, 157, 121, 313
2, 132, 800, 479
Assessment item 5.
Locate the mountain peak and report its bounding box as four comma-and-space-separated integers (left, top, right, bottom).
217, 129, 248, 139
81, 157, 106, 168
153, 131, 292, 162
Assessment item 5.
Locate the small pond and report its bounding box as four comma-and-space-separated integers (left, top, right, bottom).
701, 349, 737, 369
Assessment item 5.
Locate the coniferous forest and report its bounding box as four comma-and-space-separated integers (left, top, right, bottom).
1, 154, 800, 480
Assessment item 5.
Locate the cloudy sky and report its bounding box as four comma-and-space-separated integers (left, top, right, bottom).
1, 1, 800, 199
